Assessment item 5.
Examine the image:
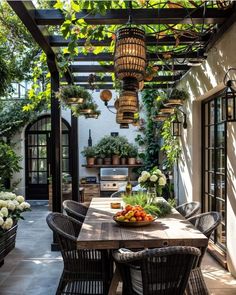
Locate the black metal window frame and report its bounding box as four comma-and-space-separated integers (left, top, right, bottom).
201, 89, 227, 251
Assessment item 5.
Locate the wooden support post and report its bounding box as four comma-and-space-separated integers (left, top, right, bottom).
71, 113, 79, 202
48, 55, 61, 251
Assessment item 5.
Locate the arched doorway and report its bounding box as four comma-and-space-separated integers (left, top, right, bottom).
25, 115, 71, 200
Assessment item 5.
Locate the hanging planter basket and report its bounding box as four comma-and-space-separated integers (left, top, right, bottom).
56, 85, 91, 106
163, 99, 184, 107
159, 107, 175, 115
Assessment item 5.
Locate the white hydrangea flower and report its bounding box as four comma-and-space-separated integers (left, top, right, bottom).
1, 207, 9, 217
141, 172, 150, 182
150, 175, 158, 182
0, 216, 4, 226
0, 212, 3, 218
16, 195, 25, 203
17, 204, 24, 211
138, 177, 142, 183
2, 217, 13, 230
153, 169, 162, 176
0, 200, 7, 208
159, 177, 166, 186
21, 202, 31, 210
7, 201, 16, 211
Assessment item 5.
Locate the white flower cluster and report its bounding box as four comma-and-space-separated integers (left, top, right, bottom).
0, 192, 31, 232
138, 168, 167, 187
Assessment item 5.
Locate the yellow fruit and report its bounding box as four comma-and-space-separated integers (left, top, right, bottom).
116, 216, 125, 222
124, 219, 130, 222
130, 217, 137, 222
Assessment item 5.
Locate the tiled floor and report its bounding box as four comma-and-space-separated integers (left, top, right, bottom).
0, 205, 236, 295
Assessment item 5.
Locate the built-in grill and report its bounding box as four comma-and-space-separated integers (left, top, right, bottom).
100, 168, 128, 192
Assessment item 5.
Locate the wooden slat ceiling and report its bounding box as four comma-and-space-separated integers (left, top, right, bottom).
7, 1, 236, 89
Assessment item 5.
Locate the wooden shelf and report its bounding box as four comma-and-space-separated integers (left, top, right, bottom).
82, 164, 143, 168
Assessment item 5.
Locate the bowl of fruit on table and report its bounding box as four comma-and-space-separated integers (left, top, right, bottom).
113, 204, 156, 227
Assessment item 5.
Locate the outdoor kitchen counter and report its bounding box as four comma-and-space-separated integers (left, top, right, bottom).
77, 197, 208, 250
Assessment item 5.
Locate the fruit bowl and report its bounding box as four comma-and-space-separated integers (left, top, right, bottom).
113, 216, 157, 227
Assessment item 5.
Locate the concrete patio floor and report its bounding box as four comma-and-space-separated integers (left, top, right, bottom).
0, 205, 236, 295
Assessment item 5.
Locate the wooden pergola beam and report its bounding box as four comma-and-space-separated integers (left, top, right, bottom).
34, 8, 230, 25
49, 34, 209, 47
68, 75, 180, 83
75, 84, 174, 89
72, 51, 206, 62
70, 64, 190, 73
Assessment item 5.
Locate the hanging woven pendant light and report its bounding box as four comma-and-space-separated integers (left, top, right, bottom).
114, 27, 146, 82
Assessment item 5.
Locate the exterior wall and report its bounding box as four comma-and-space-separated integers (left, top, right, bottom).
176, 22, 236, 276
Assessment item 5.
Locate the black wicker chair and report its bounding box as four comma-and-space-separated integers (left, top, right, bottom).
176, 201, 200, 219
113, 246, 201, 295
186, 211, 222, 295
62, 200, 88, 222
46, 213, 113, 295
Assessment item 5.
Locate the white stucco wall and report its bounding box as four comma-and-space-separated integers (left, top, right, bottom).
176, 22, 236, 276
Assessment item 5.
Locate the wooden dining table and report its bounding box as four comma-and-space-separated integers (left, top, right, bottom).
77, 197, 208, 295
77, 197, 208, 249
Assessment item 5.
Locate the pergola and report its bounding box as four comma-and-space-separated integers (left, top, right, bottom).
7, 0, 236, 233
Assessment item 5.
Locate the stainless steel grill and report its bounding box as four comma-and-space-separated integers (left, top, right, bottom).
100, 168, 128, 192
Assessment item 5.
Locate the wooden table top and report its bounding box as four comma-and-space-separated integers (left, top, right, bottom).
77, 198, 208, 250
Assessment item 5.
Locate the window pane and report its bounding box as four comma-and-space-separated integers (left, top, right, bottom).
38, 159, 47, 171
38, 134, 47, 145
209, 126, 214, 147
210, 101, 214, 124
38, 147, 47, 158
216, 149, 225, 173
209, 150, 214, 171
216, 124, 225, 148
62, 159, 69, 172
28, 134, 37, 145
28, 172, 38, 184
29, 159, 38, 171
62, 134, 69, 145
216, 98, 222, 123
38, 172, 47, 184
28, 147, 37, 158
62, 147, 69, 158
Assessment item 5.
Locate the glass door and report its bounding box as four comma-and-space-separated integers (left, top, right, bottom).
202, 94, 226, 250
25, 116, 71, 200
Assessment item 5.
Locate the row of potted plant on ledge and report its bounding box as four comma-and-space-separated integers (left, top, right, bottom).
81, 135, 139, 166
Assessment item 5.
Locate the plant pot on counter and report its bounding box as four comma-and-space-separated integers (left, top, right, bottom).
0, 223, 18, 267
112, 155, 120, 165
96, 158, 103, 165
128, 157, 136, 165
104, 157, 112, 165
87, 157, 95, 166
120, 157, 127, 165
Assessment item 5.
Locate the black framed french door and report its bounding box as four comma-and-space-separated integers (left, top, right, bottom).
202, 92, 226, 251
25, 115, 71, 200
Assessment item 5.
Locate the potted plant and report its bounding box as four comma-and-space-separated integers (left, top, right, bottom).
127, 144, 138, 165
95, 145, 105, 165
56, 85, 91, 106
120, 143, 130, 165
81, 146, 96, 166
164, 88, 189, 107
110, 136, 121, 165
0, 191, 31, 266
96, 136, 113, 165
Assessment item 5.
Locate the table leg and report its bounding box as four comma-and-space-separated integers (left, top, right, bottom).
108, 267, 121, 295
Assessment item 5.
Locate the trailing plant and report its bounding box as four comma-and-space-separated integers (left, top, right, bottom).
161, 116, 181, 169
169, 88, 189, 100
0, 56, 11, 97
0, 99, 45, 140
135, 89, 164, 170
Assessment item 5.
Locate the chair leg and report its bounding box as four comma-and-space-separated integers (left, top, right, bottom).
56, 271, 67, 295
186, 267, 209, 295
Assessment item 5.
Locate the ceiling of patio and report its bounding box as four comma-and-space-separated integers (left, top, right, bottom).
7, 1, 236, 90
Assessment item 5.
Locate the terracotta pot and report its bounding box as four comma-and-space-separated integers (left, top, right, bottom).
128, 157, 136, 165
104, 157, 112, 165
96, 158, 103, 165
120, 157, 126, 165
87, 157, 95, 166
112, 155, 120, 165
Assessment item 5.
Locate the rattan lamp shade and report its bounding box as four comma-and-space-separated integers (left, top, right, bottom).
114, 27, 146, 82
